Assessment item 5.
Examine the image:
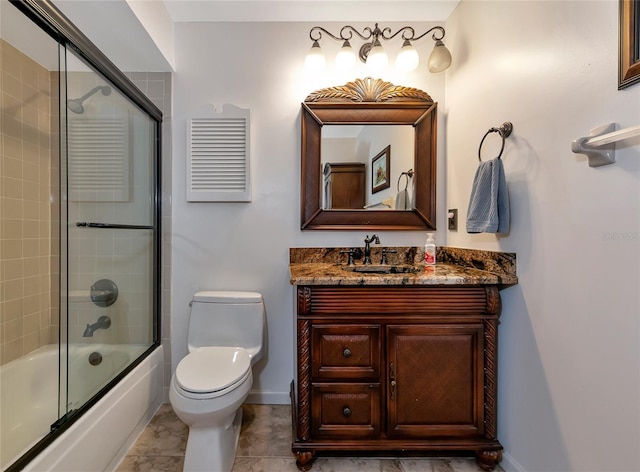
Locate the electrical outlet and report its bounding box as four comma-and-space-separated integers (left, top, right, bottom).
448, 209, 458, 231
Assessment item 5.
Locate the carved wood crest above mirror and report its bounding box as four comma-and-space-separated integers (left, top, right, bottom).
305, 77, 433, 102
301, 77, 437, 231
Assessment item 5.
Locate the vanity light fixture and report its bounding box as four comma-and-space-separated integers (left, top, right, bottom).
305, 23, 452, 73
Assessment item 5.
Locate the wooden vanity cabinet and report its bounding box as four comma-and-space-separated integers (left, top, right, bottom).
292, 285, 503, 471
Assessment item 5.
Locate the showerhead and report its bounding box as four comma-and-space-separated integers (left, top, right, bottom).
67, 85, 112, 114
67, 99, 85, 114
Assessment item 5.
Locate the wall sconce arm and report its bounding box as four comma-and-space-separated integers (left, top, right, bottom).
306, 23, 451, 71
309, 26, 343, 42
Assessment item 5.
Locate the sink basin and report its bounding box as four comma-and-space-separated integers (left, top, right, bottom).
342, 264, 420, 274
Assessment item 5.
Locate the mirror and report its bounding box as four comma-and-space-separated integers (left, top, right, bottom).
301, 77, 437, 230
322, 125, 415, 210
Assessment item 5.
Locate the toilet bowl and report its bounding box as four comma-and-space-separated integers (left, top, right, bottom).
169, 291, 265, 472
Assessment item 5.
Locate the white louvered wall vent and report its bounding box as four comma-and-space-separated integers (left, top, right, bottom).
187, 104, 251, 202
68, 117, 130, 202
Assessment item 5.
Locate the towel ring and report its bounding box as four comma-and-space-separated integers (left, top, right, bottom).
397, 169, 414, 191
478, 122, 513, 162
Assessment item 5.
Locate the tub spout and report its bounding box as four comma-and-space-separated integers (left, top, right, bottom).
83, 315, 111, 337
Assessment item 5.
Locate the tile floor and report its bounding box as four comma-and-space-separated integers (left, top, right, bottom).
116, 403, 503, 472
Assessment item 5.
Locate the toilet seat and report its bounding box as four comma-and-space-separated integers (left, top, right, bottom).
175, 347, 251, 399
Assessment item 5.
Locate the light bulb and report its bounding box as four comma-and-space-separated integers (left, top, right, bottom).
366, 40, 388, 70
396, 39, 419, 72
305, 40, 326, 71
427, 40, 452, 73
335, 40, 357, 70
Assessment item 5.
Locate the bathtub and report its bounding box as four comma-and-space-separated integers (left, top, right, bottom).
1, 343, 163, 472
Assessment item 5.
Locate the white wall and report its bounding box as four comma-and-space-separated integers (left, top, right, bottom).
171, 21, 447, 402
125, 0, 175, 69
446, 1, 640, 471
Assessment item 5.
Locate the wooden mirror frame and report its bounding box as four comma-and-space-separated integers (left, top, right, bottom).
619, 0, 640, 89
301, 78, 437, 231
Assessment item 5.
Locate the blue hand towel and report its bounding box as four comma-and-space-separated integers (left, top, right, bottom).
466, 157, 510, 233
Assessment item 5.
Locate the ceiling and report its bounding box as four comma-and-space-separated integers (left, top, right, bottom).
49, 0, 460, 72
161, 0, 460, 23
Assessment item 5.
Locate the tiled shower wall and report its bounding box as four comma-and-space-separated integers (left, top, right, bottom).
125, 72, 172, 400
0, 39, 58, 364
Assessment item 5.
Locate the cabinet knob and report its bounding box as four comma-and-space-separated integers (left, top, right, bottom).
343, 348, 352, 358
343, 407, 352, 417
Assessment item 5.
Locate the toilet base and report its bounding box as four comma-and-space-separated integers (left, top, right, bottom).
183, 408, 243, 472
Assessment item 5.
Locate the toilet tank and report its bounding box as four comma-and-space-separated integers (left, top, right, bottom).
187, 291, 265, 363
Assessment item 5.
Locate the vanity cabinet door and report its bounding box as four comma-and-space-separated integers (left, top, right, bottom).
386, 324, 485, 438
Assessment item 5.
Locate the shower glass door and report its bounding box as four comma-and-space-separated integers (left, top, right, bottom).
60, 47, 158, 415
2, 1, 160, 469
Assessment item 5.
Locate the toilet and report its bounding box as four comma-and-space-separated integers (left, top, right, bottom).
169, 291, 266, 472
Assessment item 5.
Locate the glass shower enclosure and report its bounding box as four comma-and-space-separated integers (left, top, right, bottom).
59, 43, 158, 417
0, 1, 161, 469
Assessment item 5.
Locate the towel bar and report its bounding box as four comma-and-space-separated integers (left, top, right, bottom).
478, 122, 513, 161
571, 123, 640, 167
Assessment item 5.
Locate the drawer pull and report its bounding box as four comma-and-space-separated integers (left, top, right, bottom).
343, 407, 352, 417
343, 348, 352, 358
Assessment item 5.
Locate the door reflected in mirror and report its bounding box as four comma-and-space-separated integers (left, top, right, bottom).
322, 125, 414, 210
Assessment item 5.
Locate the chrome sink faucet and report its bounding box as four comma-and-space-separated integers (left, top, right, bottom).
83, 315, 111, 337
363, 234, 380, 265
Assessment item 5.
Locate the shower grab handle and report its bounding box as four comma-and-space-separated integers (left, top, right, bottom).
76, 222, 154, 230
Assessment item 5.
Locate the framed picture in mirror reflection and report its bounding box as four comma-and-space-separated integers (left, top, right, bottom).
372, 145, 391, 194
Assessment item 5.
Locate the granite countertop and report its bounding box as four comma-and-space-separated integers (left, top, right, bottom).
289, 247, 518, 287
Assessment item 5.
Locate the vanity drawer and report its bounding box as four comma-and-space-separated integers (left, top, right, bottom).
311, 325, 381, 380
311, 383, 381, 438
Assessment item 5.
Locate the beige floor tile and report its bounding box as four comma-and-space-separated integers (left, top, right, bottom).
119, 404, 504, 472
116, 455, 184, 472
127, 404, 187, 456
399, 458, 504, 472
237, 404, 292, 458
312, 458, 402, 472
231, 457, 302, 472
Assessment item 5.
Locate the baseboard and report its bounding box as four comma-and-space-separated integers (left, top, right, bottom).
501, 452, 527, 472
246, 390, 290, 405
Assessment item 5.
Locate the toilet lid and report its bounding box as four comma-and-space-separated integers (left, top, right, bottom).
175, 347, 251, 394
192, 291, 262, 303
